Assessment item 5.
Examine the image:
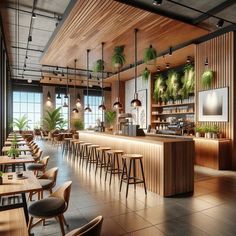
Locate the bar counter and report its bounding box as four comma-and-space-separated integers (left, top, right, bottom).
79, 131, 195, 197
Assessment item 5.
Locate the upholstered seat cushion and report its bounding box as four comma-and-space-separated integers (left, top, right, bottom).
27, 163, 44, 171
39, 179, 53, 189
29, 197, 65, 217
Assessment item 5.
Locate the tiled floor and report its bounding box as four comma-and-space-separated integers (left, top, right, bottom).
31, 140, 236, 236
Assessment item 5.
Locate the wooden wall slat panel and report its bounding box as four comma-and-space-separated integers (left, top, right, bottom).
195, 32, 235, 169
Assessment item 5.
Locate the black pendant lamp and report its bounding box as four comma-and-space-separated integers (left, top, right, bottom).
113, 69, 123, 109
84, 49, 92, 112
63, 67, 69, 107
72, 59, 79, 113
98, 42, 106, 111
131, 28, 142, 108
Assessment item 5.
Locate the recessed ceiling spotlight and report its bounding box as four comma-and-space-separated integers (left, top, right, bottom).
216, 19, 224, 28
32, 12, 36, 18
28, 35, 32, 42
153, 0, 163, 6
166, 63, 170, 69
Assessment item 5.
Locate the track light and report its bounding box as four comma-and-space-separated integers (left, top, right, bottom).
157, 67, 161, 72
186, 56, 191, 63
166, 63, 170, 69
168, 47, 172, 56
153, 0, 163, 6
32, 12, 36, 18
205, 57, 208, 66
216, 19, 224, 28
28, 35, 32, 42
56, 66, 59, 71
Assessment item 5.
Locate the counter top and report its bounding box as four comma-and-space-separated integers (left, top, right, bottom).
79, 131, 193, 145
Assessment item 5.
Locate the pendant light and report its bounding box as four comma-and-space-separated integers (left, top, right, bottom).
72, 59, 79, 113
63, 67, 69, 107
98, 42, 106, 111
84, 49, 92, 112
131, 28, 142, 108
113, 69, 123, 109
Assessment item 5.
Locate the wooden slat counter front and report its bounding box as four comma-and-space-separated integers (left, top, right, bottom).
79, 132, 194, 197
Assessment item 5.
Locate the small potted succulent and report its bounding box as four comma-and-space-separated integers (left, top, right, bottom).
195, 126, 202, 138
204, 125, 212, 139
7, 146, 20, 159
0, 171, 3, 185
212, 125, 220, 139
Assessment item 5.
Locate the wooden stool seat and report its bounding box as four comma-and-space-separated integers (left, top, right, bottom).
120, 154, 147, 198
81, 143, 92, 146
122, 154, 143, 159
106, 150, 124, 154
74, 140, 85, 144
90, 144, 100, 148
97, 147, 111, 151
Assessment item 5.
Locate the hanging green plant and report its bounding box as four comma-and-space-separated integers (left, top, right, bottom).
143, 45, 157, 64
201, 70, 214, 89
166, 70, 181, 100
93, 59, 104, 73
111, 46, 126, 68
181, 63, 195, 98
153, 74, 166, 102
141, 67, 150, 81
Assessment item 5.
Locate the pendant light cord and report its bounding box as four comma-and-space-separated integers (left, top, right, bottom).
101, 42, 105, 101
134, 28, 138, 95
66, 66, 69, 95
118, 68, 120, 100
87, 49, 90, 106
74, 59, 77, 97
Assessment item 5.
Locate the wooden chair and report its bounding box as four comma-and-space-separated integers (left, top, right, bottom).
29, 167, 59, 200
65, 215, 103, 236
32, 149, 43, 162
27, 155, 49, 176
28, 181, 72, 236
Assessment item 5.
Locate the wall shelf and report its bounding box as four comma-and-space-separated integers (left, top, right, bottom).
152, 102, 194, 108
152, 112, 195, 116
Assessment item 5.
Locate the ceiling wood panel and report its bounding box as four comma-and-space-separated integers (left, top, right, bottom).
40, 0, 208, 71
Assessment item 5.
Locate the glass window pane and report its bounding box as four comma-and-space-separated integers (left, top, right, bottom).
13, 92, 20, 102
21, 92, 27, 102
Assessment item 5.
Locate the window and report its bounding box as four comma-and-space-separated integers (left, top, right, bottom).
55, 95, 69, 129
13, 91, 42, 130
84, 95, 103, 129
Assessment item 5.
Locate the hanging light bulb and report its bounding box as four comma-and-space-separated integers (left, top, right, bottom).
72, 59, 79, 113
47, 91, 51, 100
113, 69, 123, 109
204, 57, 209, 66
76, 94, 81, 108
131, 28, 142, 108
84, 49, 92, 112
72, 108, 79, 113
27, 78, 32, 83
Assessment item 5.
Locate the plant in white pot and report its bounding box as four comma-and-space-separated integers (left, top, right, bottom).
212, 125, 219, 139
195, 126, 202, 138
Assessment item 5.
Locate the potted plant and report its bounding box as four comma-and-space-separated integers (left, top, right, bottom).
143, 45, 157, 64
72, 119, 84, 130
93, 59, 104, 73
201, 70, 214, 89
153, 74, 165, 104
7, 146, 20, 159
105, 110, 116, 129
111, 46, 126, 68
212, 125, 219, 139
203, 125, 212, 139
141, 67, 150, 81
0, 171, 3, 185
11, 115, 30, 133
43, 107, 64, 131
195, 126, 202, 138
181, 64, 195, 98
58, 119, 68, 130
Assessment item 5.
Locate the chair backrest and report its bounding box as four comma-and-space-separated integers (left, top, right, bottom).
32, 147, 39, 155
50, 181, 72, 212
40, 167, 58, 187
34, 149, 42, 161
73, 134, 79, 139
40, 156, 50, 166
65, 216, 103, 236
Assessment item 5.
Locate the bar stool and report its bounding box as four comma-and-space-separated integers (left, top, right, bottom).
80, 143, 92, 164
96, 147, 111, 178
74, 140, 85, 158
105, 150, 123, 185
119, 154, 147, 198
86, 144, 100, 172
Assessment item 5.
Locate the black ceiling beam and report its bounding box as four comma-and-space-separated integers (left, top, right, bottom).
11, 46, 44, 53
114, 0, 193, 25
192, 0, 235, 24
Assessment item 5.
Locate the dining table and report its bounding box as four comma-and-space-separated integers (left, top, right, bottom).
2, 145, 31, 154
0, 171, 42, 224
4, 140, 27, 146
0, 155, 35, 172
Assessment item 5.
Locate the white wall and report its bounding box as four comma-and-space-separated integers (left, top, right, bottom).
125, 76, 151, 128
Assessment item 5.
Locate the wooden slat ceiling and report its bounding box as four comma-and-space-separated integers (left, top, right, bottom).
40, 0, 208, 73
